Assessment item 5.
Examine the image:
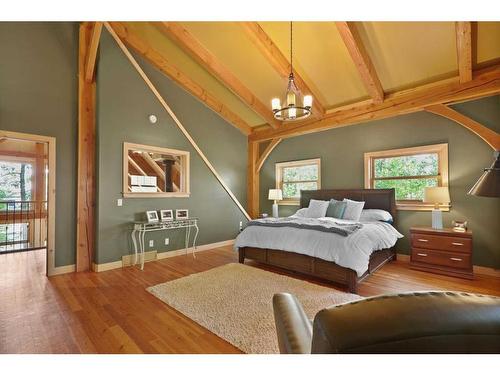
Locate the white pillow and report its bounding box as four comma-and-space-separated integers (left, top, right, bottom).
291, 207, 309, 218
342, 199, 365, 221
305, 199, 329, 218
359, 209, 393, 223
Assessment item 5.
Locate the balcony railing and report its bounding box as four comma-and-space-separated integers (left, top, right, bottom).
0, 200, 48, 253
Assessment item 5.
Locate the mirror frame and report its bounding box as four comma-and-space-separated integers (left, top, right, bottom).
123, 142, 190, 198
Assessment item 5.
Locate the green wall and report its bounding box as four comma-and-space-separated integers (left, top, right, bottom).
0, 22, 78, 267
260, 96, 500, 268
95, 30, 248, 264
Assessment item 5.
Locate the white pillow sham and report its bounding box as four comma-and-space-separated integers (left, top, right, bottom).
359, 209, 393, 223
342, 198, 365, 221
305, 199, 329, 218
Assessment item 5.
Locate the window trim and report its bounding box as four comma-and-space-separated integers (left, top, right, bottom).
364, 143, 449, 211
275, 158, 321, 206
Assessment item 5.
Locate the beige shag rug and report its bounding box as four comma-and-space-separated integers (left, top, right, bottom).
147, 263, 360, 353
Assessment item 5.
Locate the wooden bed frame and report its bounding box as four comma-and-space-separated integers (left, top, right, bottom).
238, 189, 398, 293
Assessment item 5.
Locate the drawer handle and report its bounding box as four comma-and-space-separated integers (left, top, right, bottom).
452, 242, 464, 246
450, 257, 463, 262
417, 239, 429, 242
416, 253, 428, 257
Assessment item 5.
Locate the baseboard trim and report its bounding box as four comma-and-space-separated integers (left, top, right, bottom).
92, 260, 123, 272
397, 253, 500, 277
49, 264, 76, 276
92, 239, 235, 272
157, 239, 235, 260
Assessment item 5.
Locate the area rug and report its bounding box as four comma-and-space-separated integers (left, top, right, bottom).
146, 263, 360, 353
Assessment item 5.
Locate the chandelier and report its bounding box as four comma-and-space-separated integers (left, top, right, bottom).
271, 22, 312, 121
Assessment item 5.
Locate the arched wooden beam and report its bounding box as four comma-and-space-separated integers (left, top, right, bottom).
425, 104, 500, 150
256, 138, 282, 173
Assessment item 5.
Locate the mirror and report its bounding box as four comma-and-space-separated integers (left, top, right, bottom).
123, 142, 190, 198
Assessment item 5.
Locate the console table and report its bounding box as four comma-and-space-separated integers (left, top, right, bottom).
131, 218, 199, 270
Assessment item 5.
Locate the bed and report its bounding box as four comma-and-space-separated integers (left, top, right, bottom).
236, 189, 400, 293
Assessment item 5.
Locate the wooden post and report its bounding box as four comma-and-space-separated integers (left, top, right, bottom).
247, 140, 260, 219
76, 22, 97, 272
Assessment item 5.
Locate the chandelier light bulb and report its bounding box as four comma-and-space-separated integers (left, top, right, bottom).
288, 107, 297, 119
271, 98, 281, 111
303, 95, 313, 108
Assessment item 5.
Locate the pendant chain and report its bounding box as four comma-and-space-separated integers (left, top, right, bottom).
290, 21, 293, 76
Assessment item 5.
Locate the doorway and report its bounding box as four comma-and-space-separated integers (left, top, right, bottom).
0, 130, 55, 275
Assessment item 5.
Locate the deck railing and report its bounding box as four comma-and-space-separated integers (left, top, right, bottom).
0, 200, 48, 253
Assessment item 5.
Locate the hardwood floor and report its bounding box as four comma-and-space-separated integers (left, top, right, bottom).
1, 246, 499, 353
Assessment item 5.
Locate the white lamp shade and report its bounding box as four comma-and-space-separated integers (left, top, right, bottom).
424, 186, 450, 204
303, 95, 313, 108
268, 189, 283, 201
271, 98, 281, 111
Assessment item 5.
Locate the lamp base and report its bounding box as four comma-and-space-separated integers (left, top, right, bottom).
272, 203, 279, 218
431, 209, 443, 229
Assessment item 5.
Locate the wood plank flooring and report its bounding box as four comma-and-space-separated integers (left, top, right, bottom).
1, 247, 499, 353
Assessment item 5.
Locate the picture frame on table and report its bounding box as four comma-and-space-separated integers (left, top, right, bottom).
146, 210, 159, 223
176, 209, 189, 220
160, 209, 174, 222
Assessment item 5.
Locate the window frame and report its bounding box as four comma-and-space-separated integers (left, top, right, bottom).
275, 158, 321, 206
364, 143, 449, 211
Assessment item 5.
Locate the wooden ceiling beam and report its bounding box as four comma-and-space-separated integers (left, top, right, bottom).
455, 22, 473, 83
156, 22, 281, 129
335, 22, 384, 104
84, 22, 103, 83
425, 104, 500, 150
108, 22, 252, 136
249, 64, 500, 142
241, 22, 326, 117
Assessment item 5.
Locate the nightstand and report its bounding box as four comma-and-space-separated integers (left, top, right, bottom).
409, 227, 473, 279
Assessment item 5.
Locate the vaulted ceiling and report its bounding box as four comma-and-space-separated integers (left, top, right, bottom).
112, 21, 500, 134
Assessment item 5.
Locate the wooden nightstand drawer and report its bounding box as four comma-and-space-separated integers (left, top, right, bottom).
411, 233, 471, 253
411, 248, 472, 270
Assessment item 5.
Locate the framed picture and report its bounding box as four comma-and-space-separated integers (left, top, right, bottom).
146, 210, 159, 223
160, 209, 173, 222
175, 209, 189, 220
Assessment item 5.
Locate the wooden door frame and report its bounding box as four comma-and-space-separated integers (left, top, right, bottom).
0, 130, 56, 276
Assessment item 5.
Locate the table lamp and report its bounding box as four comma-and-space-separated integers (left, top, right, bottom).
268, 189, 283, 218
424, 186, 450, 229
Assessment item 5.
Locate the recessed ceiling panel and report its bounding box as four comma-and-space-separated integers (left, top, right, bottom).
259, 22, 370, 108
182, 22, 286, 111
356, 22, 457, 92
476, 22, 500, 65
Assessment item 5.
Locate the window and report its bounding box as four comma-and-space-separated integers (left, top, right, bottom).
364, 144, 449, 211
276, 158, 321, 205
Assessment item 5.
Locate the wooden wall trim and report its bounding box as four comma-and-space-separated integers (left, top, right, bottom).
109, 22, 252, 136
156, 22, 280, 129
335, 22, 384, 104
240, 22, 326, 117
249, 64, 500, 143
425, 104, 500, 150
104, 22, 251, 221
76, 22, 97, 272
455, 22, 472, 84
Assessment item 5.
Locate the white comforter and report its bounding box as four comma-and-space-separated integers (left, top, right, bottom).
234, 216, 403, 277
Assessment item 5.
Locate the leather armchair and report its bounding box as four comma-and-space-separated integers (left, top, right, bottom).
273, 291, 500, 354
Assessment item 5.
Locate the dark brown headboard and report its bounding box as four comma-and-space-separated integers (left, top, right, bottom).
300, 189, 396, 223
